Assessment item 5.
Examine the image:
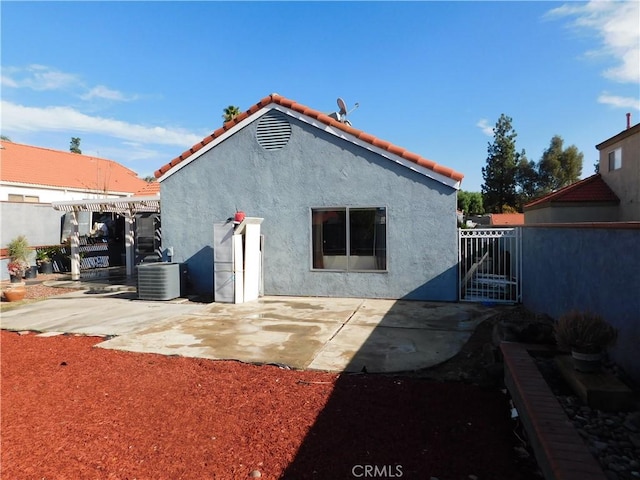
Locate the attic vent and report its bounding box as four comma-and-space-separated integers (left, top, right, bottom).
256, 110, 291, 150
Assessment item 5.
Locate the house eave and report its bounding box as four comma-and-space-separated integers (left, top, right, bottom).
0, 180, 136, 197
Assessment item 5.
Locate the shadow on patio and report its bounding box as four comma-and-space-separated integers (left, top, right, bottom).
279, 298, 534, 480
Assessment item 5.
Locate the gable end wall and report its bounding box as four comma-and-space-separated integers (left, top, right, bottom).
161, 116, 458, 301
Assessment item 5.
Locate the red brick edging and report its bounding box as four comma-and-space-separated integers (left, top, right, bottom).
501, 342, 606, 480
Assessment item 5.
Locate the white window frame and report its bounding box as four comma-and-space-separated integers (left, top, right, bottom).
608, 148, 622, 171
310, 206, 388, 273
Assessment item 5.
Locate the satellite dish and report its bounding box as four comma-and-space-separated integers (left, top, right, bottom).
337, 97, 347, 116
335, 97, 359, 124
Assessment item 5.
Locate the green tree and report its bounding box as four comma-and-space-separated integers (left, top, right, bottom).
537, 135, 583, 193
457, 190, 471, 214
458, 190, 485, 215
1, 135, 11, 142
481, 114, 521, 213
143, 175, 157, 183
467, 192, 484, 214
70, 137, 82, 154
222, 105, 241, 124
515, 154, 539, 210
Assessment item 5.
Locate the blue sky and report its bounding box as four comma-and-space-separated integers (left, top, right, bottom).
1, 1, 638, 191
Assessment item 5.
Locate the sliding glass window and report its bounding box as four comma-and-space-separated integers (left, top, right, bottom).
311, 207, 387, 271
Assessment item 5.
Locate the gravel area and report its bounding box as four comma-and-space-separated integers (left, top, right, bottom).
535, 357, 640, 480
1, 274, 79, 303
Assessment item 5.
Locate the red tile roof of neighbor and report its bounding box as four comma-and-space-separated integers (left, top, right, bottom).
134, 181, 160, 196
0, 141, 147, 194
155, 94, 464, 184
524, 174, 620, 209
490, 213, 524, 226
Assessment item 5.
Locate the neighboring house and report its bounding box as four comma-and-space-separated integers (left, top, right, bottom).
596, 120, 640, 221
490, 213, 524, 226
0, 140, 147, 203
523, 174, 620, 224
155, 93, 464, 301
0, 141, 148, 278
524, 119, 639, 224
134, 181, 161, 197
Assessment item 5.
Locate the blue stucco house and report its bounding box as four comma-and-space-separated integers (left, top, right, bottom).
155, 94, 464, 301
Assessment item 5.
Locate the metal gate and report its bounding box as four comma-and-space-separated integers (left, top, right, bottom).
458, 227, 521, 303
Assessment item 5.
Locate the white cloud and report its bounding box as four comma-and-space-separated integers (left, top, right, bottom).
546, 1, 640, 84
80, 85, 137, 102
0, 75, 18, 88
476, 119, 494, 137
598, 92, 640, 111
2, 65, 137, 102
1, 100, 204, 147
2, 64, 82, 91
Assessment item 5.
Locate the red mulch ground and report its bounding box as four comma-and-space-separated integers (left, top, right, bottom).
1, 331, 539, 480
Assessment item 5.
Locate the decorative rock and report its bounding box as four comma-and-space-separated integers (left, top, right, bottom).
604, 471, 619, 480
249, 470, 261, 478
593, 441, 609, 451
624, 412, 640, 432
534, 356, 640, 480
608, 463, 625, 473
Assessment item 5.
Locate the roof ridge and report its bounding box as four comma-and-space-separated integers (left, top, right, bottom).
1, 141, 141, 177
155, 94, 464, 185
524, 174, 619, 208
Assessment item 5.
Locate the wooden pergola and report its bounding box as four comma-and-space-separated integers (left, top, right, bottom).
51, 196, 160, 280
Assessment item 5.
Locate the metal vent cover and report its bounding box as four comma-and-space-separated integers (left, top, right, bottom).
256, 110, 292, 150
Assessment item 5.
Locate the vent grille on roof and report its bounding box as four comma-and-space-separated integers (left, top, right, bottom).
256, 111, 292, 150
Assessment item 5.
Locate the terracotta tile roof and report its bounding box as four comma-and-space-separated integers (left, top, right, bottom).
0, 141, 147, 194
490, 213, 524, 226
524, 174, 620, 209
134, 181, 160, 196
155, 94, 464, 185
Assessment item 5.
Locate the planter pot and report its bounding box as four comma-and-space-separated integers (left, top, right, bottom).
39, 261, 53, 275
10, 274, 23, 283
571, 350, 603, 373
24, 266, 38, 279
3, 283, 26, 302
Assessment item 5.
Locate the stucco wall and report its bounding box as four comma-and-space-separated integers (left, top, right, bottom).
1, 202, 64, 280
599, 127, 640, 221
160, 115, 458, 301
524, 204, 620, 224
522, 224, 640, 382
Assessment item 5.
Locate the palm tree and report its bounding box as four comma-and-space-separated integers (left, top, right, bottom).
222, 105, 241, 124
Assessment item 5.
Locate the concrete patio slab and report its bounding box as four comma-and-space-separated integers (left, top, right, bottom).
0, 290, 204, 336
308, 324, 475, 373
1, 290, 502, 373
97, 313, 344, 369
191, 296, 364, 323
351, 299, 495, 330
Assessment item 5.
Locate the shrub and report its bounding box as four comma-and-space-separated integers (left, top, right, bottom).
7, 235, 30, 262
554, 311, 617, 354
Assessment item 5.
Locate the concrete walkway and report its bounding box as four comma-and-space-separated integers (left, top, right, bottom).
1, 286, 499, 373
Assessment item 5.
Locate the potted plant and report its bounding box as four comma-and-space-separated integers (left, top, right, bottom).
7, 260, 28, 283
36, 248, 54, 274
2, 270, 26, 301
554, 311, 617, 373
